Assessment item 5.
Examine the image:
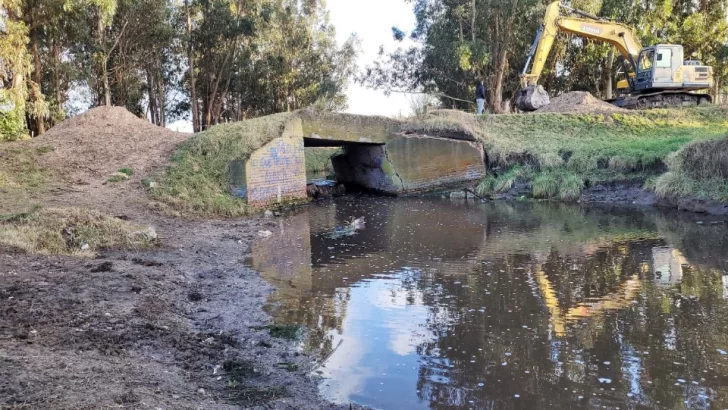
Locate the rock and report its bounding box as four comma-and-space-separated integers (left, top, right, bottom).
197, 388, 205, 395
264, 210, 274, 218
80, 243, 90, 251
188, 290, 203, 302
450, 191, 467, 199
257, 230, 273, 238
90, 261, 113, 273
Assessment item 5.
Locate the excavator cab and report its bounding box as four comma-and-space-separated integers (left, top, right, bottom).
634, 45, 683, 91
634, 45, 712, 93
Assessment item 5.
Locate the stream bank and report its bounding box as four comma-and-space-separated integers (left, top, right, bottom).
0, 213, 369, 410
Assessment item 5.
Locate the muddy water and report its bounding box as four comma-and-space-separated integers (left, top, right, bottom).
250, 198, 728, 409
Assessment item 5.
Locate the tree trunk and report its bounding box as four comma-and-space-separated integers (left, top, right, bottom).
605, 50, 615, 100
470, 0, 476, 42
147, 69, 157, 125
493, 48, 507, 114
185, 0, 199, 132
31, 37, 45, 135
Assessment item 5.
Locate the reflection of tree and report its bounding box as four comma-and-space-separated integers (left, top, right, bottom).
256, 198, 728, 409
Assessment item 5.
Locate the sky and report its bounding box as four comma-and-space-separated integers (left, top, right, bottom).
326, 0, 417, 117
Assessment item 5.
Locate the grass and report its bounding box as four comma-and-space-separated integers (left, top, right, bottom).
0, 207, 157, 256
0, 143, 54, 213
653, 133, 728, 202
446, 106, 728, 201
152, 112, 297, 217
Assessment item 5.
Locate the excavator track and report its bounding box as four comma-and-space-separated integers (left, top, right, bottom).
611, 92, 712, 110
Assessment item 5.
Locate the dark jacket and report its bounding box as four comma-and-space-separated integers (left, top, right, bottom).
475, 83, 487, 100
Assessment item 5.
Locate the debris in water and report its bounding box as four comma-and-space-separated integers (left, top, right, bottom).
326, 217, 366, 239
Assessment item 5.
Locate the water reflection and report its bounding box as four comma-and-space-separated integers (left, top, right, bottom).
250, 198, 728, 409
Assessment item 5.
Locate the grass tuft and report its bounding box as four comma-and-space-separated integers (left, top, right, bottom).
532, 172, 560, 199
559, 173, 585, 201
0, 207, 157, 256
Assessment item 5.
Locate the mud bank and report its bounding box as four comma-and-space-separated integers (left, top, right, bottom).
455, 180, 728, 216
0, 214, 368, 410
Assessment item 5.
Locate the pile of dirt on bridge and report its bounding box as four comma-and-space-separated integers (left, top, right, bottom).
537, 91, 627, 114
33, 106, 189, 184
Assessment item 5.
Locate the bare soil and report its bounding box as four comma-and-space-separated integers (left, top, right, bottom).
35, 106, 189, 185
0, 107, 367, 410
536, 91, 628, 114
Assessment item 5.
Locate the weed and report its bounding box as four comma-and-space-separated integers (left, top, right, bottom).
141, 177, 155, 188
276, 362, 299, 372
223, 359, 260, 382
35, 146, 54, 154
117, 167, 133, 176
106, 174, 128, 183
268, 324, 301, 340
227, 385, 287, 406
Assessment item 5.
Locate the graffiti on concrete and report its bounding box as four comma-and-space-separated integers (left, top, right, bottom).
238, 135, 307, 207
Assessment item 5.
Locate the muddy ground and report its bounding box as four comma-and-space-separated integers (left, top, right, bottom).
0, 210, 367, 410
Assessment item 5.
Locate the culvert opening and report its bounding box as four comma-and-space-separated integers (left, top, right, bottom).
303, 138, 387, 200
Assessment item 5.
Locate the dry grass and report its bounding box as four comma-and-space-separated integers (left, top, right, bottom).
654, 134, 728, 202
0, 207, 157, 256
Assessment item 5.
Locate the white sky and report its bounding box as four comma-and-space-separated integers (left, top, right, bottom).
327, 0, 417, 117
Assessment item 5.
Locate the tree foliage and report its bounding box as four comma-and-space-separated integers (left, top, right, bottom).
360, 0, 728, 112
0, 0, 358, 139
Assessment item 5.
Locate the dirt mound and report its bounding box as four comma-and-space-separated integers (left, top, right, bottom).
537, 91, 627, 114
33, 106, 189, 184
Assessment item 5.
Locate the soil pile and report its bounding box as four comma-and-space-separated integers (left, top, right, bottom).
34, 106, 189, 184
537, 91, 627, 114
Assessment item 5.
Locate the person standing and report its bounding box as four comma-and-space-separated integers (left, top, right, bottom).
475, 80, 487, 115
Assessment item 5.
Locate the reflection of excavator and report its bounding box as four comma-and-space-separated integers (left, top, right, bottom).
533, 268, 641, 337
516, 1, 714, 111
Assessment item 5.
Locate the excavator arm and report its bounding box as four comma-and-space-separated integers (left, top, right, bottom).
517, 1, 644, 111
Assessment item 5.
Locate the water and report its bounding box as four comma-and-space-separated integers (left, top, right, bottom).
250, 197, 728, 409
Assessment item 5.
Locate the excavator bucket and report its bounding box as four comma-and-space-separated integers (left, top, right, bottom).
516, 85, 550, 112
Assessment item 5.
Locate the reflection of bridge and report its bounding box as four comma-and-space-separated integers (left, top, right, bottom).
229, 111, 486, 207
251, 200, 686, 338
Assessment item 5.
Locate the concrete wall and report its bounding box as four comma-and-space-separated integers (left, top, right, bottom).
331, 134, 486, 195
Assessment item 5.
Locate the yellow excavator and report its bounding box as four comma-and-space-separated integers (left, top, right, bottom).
516, 1, 714, 111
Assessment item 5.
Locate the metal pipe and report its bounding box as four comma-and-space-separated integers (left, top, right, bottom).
522, 25, 544, 75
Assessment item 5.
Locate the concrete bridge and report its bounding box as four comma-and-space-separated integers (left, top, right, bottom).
229, 110, 487, 207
